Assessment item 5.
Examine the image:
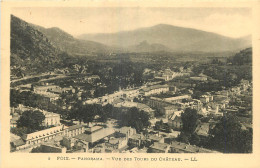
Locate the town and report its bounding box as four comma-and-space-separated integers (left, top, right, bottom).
10, 49, 252, 153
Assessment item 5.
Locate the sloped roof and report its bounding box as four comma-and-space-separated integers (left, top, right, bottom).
12, 139, 26, 147
171, 141, 219, 153
68, 124, 84, 131
150, 142, 169, 151
194, 123, 210, 137
10, 133, 22, 142
74, 128, 115, 143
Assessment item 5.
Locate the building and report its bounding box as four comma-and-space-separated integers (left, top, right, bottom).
194, 123, 210, 138
148, 142, 170, 153
11, 105, 61, 127
168, 115, 183, 130
22, 125, 66, 147
37, 144, 67, 153
190, 76, 207, 81
162, 106, 178, 118
114, 101, 155, 118
154, 69, 184, 81
170, 141, 219, 153
33, 85, 60, 102
10, 113, 20, 128
62, 136, 76, 149
139, 85, 169, 96
105, 137, 128, 152
128, 134, 147, 148
10, 133, 26, 151
122, 88, 140, 99
42, 111, 61, 127
200, 95, 214, 103
117, 127, 137, 139
147, 95, 191, 111
128, 133, 164, 148
85, 75, 100, 83
64, 124, 85, 138
74, 126, 115, 146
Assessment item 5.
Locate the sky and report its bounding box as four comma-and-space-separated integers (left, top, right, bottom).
11, 7, 252, 38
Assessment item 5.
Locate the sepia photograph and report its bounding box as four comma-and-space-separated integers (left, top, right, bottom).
9, 6, 253, 154
1, 1, 260, 168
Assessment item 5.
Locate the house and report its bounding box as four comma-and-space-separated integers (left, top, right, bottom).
85, 75, 100, 83
170, 116, 183, 130
198, 107, 209, 116
190, 76, 207, 81
200, 95, 213, 103
170, 141, 219, 153
64, 124, 85, 138
162, 106, 178, 118
128, 134, 147, 148
114, 101, 155, 118
117, 127, 136, 139
74, 126, 115, 147
10, 113, 20, 128
42, 111, 61, 127
37, 144, 67, 153
148, 142, 170, 153
147, 95, 190, 110
146, 134, 164, 144
194, 123, 210, 138
11, 105, 61, 127
62, 136, 76, 149
105, 137, 128, 152
168, 112, 183, 130
139, 85, 169, 96
10, 139, 26, 151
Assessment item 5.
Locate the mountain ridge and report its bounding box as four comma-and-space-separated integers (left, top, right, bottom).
30, 23, 112, 56
78, 23, 251, 52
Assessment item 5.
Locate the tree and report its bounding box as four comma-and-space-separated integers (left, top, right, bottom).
209, 114, 252, 153
17, 110, 45, 133
189, 133, 201, 146
10, 89, 21, 107
177, 132, 190, 144
80, 104, 97, 124
181, 108, 198, 134
11, 127, 29, 137
155, 120, 164, 131
101, 103, 113, 122
117, 107, 150, 133
238, 129, 252, 153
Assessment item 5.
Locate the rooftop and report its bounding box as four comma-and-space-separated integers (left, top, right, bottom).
85, 125, 103, 133
147, 134, 162, 141
12, 139, 26, 147
68, 124, 85, 131
129, 134, 146, 140
119, 127, 135, 134
150, 142, 169, 151
74, 128, 115, 143
194, 123, 210, 137
140, 85, 169, 92
23, 125, 66, 141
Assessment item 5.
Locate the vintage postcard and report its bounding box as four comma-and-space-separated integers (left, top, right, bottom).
1, 1, 260, 168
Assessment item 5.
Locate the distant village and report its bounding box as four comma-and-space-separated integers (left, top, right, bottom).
10, 65, 252, 153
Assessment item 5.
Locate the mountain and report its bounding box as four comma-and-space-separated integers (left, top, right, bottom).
78, 24, 251, 52
128, 40, 171, 52
31, 25, 111, 56
11, 15, 113, 75
11, 15, 65, 74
